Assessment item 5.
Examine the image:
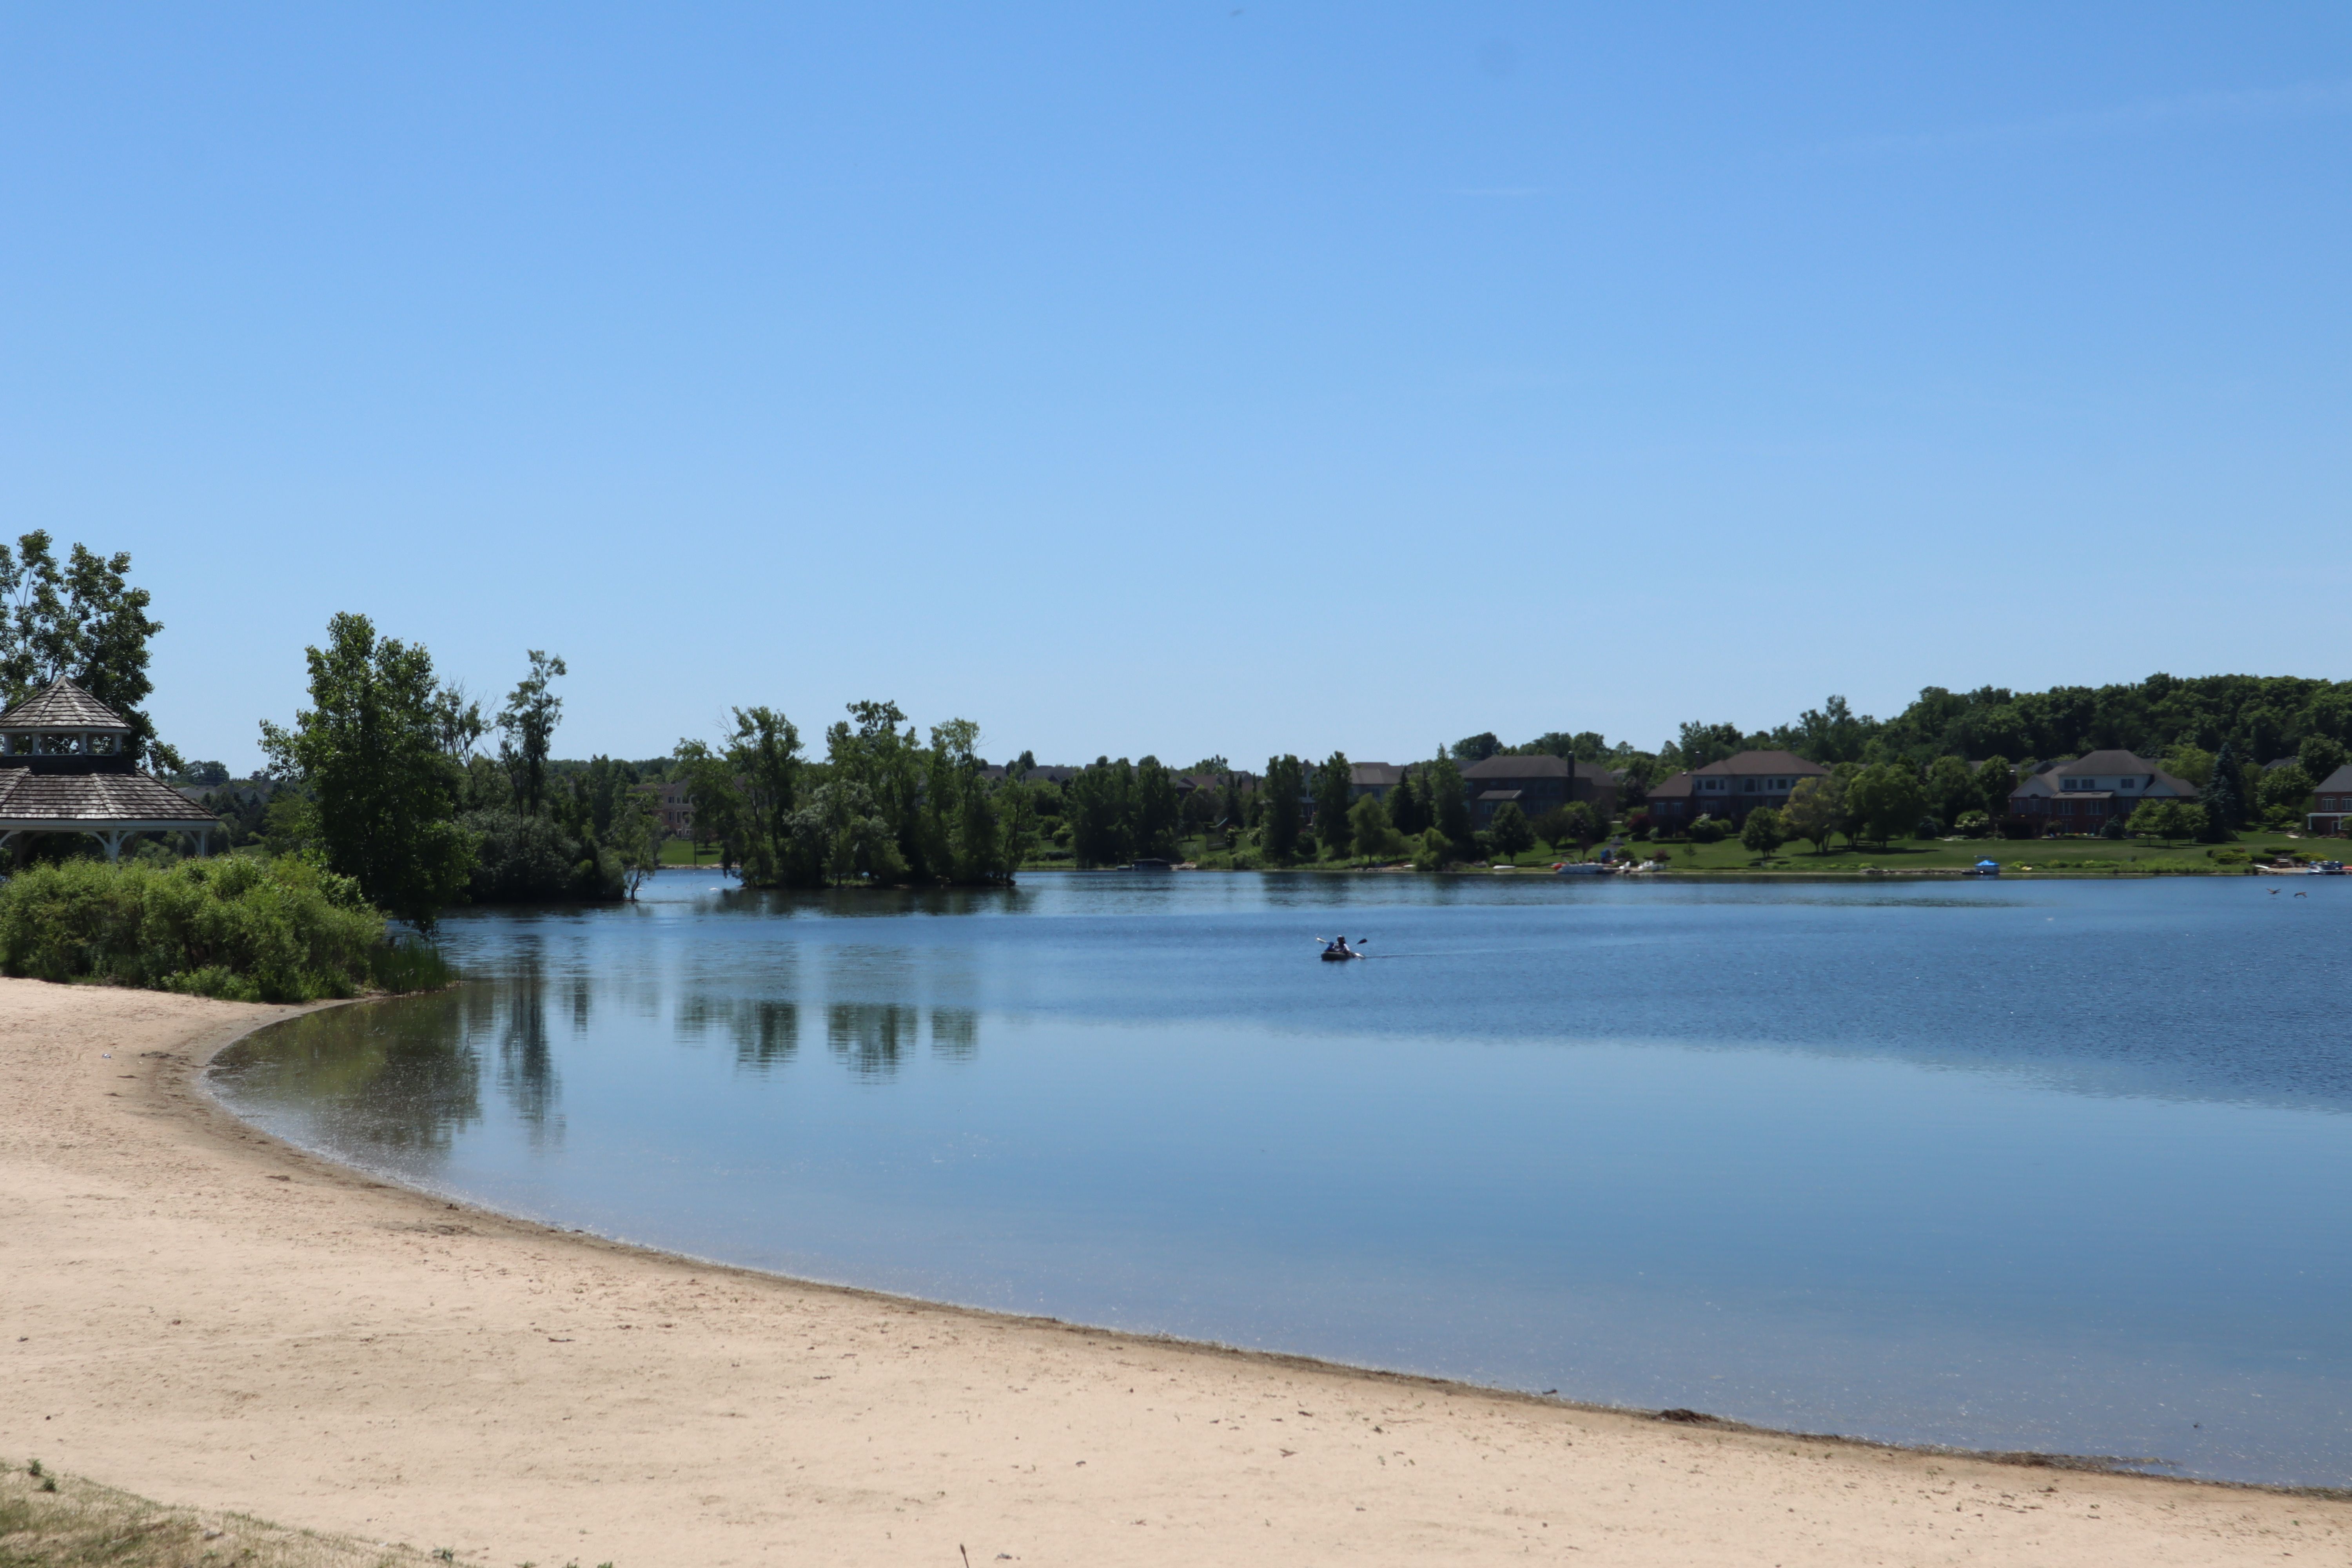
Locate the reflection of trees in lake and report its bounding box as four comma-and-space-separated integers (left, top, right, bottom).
225, 996, 484, 1159
491, 950, 562, 1146
929, 1007, 978, 1060
731, 1000, 799, 1068
828, 1003, 914, 1077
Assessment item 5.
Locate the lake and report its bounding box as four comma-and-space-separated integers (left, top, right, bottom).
209, 869, 2352, 1486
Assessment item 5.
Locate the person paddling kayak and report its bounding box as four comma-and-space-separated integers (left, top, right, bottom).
1318, 935, 1366, 960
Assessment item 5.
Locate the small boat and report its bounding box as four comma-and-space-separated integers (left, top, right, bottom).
1320, 947, 1362, 962
1553, 862, 1605, 876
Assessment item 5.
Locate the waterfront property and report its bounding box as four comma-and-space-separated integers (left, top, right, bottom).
1645, 750, 1828, 828
2308, 764, 2352, 834
1348, 762, 1407, 802
637, 778, 696, 837
0, 679, 218, 859
2006, 750, 2200, 833
1461, 753, 1621, 827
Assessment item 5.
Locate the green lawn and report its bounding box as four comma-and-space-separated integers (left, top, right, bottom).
1022, 829, 2337, 877
658, 837, 728, 867
1623, 828, 2328, 875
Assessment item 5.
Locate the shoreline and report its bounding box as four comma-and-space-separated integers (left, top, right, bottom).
6, 984, 2346, 1564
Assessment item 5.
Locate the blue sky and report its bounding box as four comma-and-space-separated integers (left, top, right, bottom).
2, 5, 2346, 772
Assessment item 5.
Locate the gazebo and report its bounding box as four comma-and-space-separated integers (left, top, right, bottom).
0, 679, 220, 860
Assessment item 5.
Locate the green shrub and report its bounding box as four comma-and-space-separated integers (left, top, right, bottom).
0, 855, 449, 1002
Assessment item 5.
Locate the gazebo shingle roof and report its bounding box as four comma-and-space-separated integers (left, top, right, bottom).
0, 679, 134, 733
0, 769, 216, 825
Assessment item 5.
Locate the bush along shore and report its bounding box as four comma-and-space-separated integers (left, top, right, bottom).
0, 855, 452, 1003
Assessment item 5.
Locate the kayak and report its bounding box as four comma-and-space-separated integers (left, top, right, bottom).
1320, 948, 1363, 962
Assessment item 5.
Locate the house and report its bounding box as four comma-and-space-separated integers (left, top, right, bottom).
2307, 764, 2352, 835
1644, 750, 1828, 827
2007, 750, 2198, 832
1348, 762, 1406, 802
636, 779, 696, 837
1459, 754, 1621, 828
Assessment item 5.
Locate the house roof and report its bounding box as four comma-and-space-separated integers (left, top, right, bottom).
2051, 749, 2160, 776
1475, 789, 1524, 802
2312, 765, 2352, 794
0, 679, 133, 733
1689, 750, 1828, 778
1350, 762, 1406, 788
1646, 772, 1695, 799
0, 768, 216, 826
1462, 753, 1575, 780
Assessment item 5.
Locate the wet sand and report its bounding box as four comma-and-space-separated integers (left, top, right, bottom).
3, 979, 2344, 1565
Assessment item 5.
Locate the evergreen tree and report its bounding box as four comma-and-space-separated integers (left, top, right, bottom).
1388, 771, 1428, 836
1261, 755, 1305, 860
1426, 750, 1471, 850
2200, 741, 2243, 840
1312, 752, 1352, 858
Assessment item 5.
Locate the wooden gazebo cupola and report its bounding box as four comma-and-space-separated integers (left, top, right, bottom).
0, 679, 218, 860
0, 679, 140, 769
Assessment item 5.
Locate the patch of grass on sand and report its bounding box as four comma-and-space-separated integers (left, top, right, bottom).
0, 1461, 429, 1568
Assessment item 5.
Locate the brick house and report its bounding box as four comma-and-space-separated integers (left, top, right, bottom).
2006, 750, 2198, 832
1348, 762, 1407, 802
1459, 754, 1620, 828
1645, 750, 1828, 828
637, 779, 696, 837
2307, 764, 2352, 834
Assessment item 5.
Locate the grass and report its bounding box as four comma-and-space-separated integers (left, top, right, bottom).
1019, 829, 2340, 877
1621, 828, 2327, 875
0, 1460, 432, 1567
656, 837, 728, 867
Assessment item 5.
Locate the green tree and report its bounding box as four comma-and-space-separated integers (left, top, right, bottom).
2299, 735, 2348, 786
1133, 756, 1180, 859
1676, 721, 1745, 769
1450, 732, 1502, 763
1781, 775, 1844, 854
1424, 751, 1470, 850
0, 530, 179, 772
1490, 801, 1535, 858
1067, 758, 1135, 867
2128, 799, 2187, 846
2260, 762, 2315, 821
1740, 806, 1786, 857
1388, 772, 1428, 836
609, 785, 663, 900
1922, 755, 1976, 831
1312, 752, 1353, 859
1261, 755, 1306, 861
2162, 743, 2216, 788
258, 613, 476, 931
1348, 792, 1402, 859
1974, 756, 2016, 820
673, 739, 747, 872
496, 650, 567, 817
1846, 763, 1925, 848
2201, 741, 2245, 839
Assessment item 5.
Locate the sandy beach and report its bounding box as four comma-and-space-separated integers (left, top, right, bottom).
3, 980, 2345, 1566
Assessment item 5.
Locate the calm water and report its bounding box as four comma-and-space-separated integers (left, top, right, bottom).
211, 871, 2352, 1486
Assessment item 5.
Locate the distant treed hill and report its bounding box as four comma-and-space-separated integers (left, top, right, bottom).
517, 674, 2352, 799
1678, 675, 2352, 773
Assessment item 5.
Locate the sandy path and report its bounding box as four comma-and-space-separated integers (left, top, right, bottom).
2, 980, 2345, 1567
